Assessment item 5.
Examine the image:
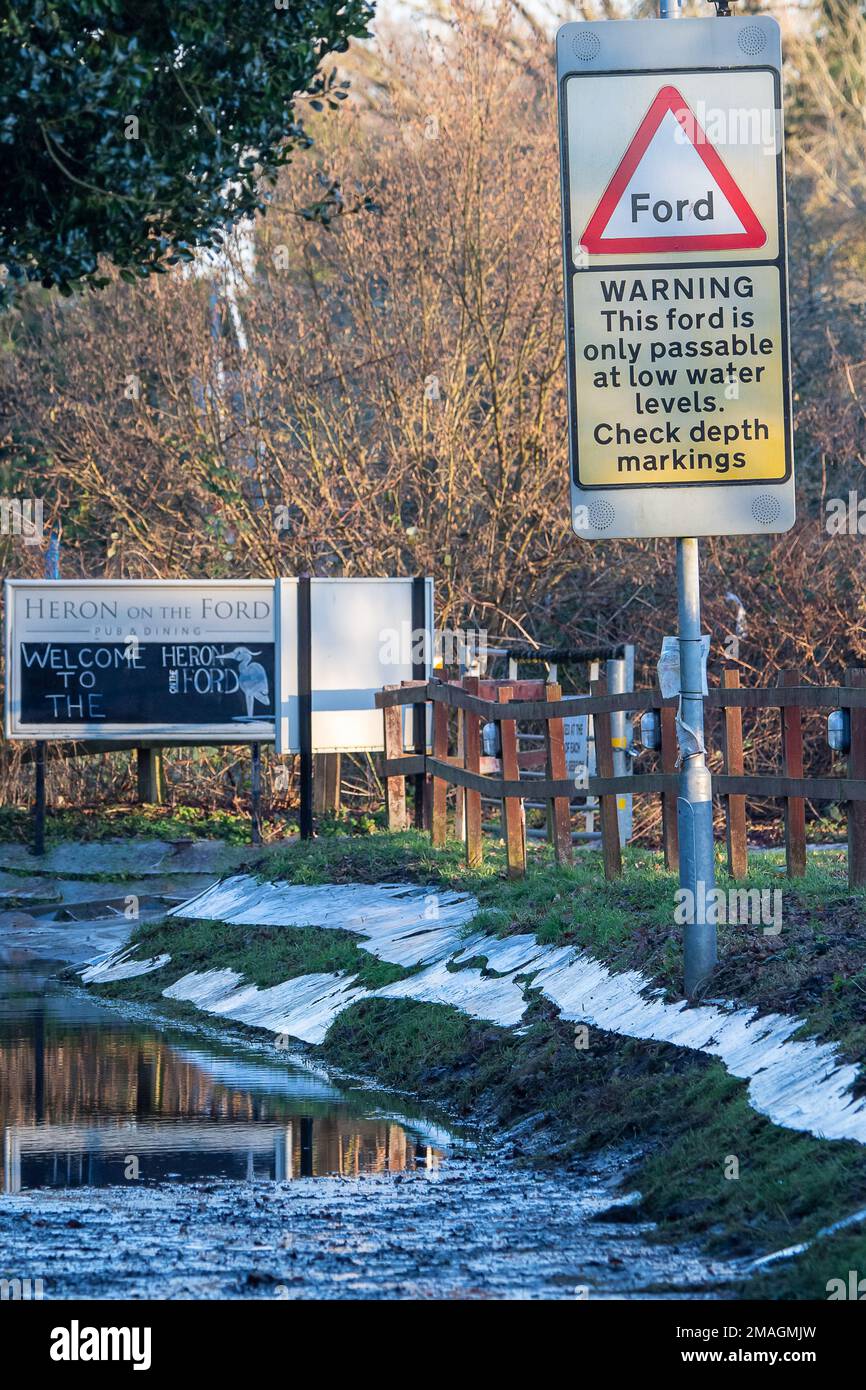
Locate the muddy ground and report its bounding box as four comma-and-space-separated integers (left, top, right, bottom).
0, 1150, 736, 1301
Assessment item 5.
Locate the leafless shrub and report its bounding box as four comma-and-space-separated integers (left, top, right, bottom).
1, 2, 864, 838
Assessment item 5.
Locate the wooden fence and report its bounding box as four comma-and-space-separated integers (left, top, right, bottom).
376, 668, 866, 886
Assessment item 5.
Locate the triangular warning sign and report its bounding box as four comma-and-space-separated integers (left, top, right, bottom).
580, 85, 766, 255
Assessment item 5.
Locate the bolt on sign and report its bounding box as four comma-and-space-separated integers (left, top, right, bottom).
556, 17, 795, 539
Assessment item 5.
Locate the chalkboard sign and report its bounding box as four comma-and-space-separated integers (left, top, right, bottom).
19, 640, 276, 727
4, 581, 276, 741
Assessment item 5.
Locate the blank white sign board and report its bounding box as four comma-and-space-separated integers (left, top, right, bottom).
275, 578, 434, 755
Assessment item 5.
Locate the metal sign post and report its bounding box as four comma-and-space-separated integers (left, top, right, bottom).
411, 575, 428, 830
661, 0, 714, 998
556, 9, 794, 995
675, 535, 716, 994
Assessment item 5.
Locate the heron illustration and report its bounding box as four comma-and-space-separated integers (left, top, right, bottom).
217, 647, 270, 719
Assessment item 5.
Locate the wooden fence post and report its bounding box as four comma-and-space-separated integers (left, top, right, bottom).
382, 686, 407, 832
453, 706, 465, 843
721, 668, 748, 880
431, 694, 449, 848
497, 687, 526, 876
464, 676, 483, 867
659, 698, 679, 873
590, 677, 623, 881
778, 669, 806, 878
137, 747, 164, 804
846, 668, 866, 888
544, 682, 573, 865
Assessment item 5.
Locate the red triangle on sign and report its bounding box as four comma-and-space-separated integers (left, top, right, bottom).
580, 85, 766, 255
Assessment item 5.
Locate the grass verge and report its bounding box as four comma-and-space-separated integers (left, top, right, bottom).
0, 803, 384, 845
89, 914, 411, 1002
263, 829, 866, 1068
318, 993, 866, 1299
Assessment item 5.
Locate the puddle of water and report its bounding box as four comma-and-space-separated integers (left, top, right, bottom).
0, 962, 444, 1194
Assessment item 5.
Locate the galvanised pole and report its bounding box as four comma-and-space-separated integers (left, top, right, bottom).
676, 537, 716, 995
659, 0, 718, 997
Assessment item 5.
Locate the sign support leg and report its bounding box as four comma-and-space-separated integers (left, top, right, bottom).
297, 574, 314, 840
676, 537, 716, 997
34, 742, 46, 857
136, 747, 163, 804
250, 741, 262, 845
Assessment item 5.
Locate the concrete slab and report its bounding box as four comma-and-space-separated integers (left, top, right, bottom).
0, 839, 278, 878
0, 916, 132, 967
0, 873, 63, 905
0, 873, 214, 909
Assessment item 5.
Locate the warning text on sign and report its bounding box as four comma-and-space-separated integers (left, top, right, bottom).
571, 265, 787, 486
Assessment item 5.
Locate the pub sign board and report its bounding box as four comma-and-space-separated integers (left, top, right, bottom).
4, 580, 275, 742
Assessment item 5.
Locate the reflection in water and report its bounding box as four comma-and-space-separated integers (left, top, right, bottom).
0, 964, 444, 1193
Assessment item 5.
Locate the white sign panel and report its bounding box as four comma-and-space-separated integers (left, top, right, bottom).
563, 714, 591, 790
657, 633, 710, 699
4, 580, 275, 742
557, 17, 794, 539
275, 578, 434, 755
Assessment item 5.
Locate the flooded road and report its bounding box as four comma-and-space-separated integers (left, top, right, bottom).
0, 853, 737, 1299
1, 961, 445, 1193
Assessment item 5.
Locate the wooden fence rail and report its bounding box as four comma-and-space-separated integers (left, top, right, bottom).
377, 683, 866, 716
377, 674, 866, 885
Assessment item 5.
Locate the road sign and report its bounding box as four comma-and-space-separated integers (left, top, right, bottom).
581, 85, 767, 255
557, 17, 794, 539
